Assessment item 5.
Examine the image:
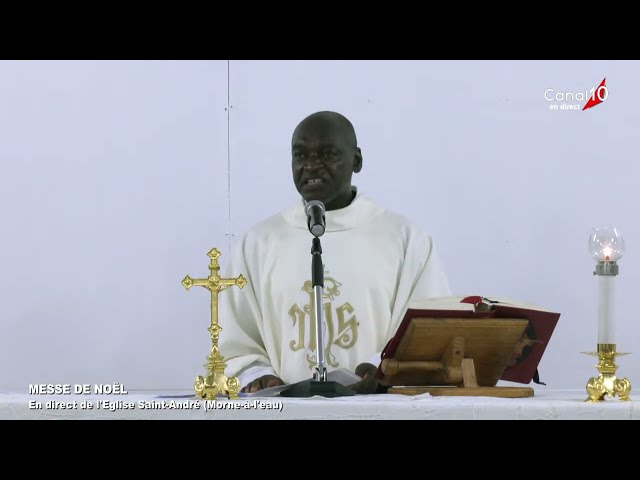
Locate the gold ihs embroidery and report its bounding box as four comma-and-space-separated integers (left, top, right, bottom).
288, 272, 358, 369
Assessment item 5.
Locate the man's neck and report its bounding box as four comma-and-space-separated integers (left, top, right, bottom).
325, 189, 356, 211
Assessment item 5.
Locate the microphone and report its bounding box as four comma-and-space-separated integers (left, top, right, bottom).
305, 200, 326, 237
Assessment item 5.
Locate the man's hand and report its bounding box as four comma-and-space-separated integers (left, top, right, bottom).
240, 375, 285, 394
348, 363, 382, 395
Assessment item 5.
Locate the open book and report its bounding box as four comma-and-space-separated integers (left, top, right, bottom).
375, 295, 561, 385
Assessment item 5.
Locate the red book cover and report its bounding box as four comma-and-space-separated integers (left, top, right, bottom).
375, 296, 561, 385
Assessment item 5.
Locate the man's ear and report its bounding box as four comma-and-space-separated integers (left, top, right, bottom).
353, 147, 363, 173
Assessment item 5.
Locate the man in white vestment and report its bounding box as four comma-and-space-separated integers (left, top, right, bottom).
218, 111, 452, 394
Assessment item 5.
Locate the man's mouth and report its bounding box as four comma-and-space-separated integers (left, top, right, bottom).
304, 178, 325, 186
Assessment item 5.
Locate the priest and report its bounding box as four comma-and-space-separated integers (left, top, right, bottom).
218, 111, 452, 394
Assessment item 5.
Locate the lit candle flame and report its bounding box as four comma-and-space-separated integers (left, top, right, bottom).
603, 246, 612, 261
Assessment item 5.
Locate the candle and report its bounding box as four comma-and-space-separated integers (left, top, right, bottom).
589, 226, 625, 346
597, 274, 615, 344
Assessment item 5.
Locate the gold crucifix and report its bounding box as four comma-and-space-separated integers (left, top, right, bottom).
182, 247, 247, 400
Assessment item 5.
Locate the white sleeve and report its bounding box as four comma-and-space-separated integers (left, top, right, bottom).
386, 233, 452, 341
217, 234, 275, 379
408, 235, 452, 300
236, 362, 278, 389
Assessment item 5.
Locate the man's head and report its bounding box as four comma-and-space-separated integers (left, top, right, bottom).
291, 111, 363, 211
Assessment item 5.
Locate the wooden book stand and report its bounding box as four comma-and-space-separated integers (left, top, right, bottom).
380, 318, 535, 398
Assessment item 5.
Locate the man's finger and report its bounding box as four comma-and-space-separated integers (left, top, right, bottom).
268, 377, 285, 388
355, 363, 377, 379
355, 364, 368, 378
248, 380, 260, 393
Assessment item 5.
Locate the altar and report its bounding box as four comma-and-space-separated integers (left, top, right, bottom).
1, 389, 638, 420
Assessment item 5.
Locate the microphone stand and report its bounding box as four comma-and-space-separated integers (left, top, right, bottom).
280, 236, 355, 398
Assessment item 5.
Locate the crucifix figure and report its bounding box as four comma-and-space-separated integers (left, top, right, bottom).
182, 247, 247, 400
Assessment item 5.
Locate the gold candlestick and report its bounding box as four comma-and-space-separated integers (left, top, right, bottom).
182, 247, 247, 400
583, 344, 631, 402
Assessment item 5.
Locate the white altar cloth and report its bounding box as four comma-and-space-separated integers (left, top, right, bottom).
1, 389, 638, 420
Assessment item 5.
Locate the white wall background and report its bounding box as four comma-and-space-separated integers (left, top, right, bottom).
0, 60, 229, 392
1, 60, 638, 393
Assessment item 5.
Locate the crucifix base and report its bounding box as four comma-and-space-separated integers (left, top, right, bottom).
193, 350, 240, 400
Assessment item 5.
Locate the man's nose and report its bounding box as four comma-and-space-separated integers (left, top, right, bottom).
303, 161, 325, 172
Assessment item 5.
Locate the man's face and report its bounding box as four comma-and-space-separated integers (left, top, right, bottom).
291, 120, 361, 209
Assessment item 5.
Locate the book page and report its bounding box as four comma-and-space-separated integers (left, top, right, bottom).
407, 295, 553, 312
407, 296, 476, 311
480, 297, 553, 312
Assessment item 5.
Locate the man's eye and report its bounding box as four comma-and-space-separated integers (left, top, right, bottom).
294, 152, 305, 159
